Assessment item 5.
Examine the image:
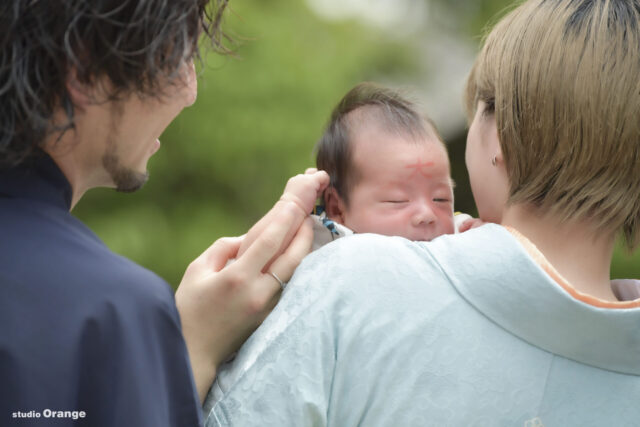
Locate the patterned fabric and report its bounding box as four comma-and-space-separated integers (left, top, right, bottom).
204, 225, 640, 426
310, 211, 353, 251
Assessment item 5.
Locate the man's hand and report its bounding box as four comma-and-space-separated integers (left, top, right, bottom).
236, 169, 329, 264
175, 169, 329, 403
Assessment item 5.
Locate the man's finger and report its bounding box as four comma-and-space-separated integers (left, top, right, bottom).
198, 236, 242, 272
266, 216, 314, 284
235, 202, 301, 272
248, 217, 313, 307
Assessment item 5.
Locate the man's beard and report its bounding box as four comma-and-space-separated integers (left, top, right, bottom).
102, 102, 150, 193
101, 147, 149, 193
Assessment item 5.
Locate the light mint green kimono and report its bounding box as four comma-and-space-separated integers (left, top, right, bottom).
204, 224, 640, 426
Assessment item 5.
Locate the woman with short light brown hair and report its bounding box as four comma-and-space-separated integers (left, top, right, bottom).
205, 1, 640, 424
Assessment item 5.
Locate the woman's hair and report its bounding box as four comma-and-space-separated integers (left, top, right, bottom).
466, 0, 640, 249
316, 82, 442, 206
0, 0, 230, 169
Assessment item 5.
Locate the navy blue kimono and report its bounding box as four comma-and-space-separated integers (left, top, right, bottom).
0, 153, 202, 426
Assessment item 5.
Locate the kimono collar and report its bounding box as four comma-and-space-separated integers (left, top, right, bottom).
0, 151, 72, 211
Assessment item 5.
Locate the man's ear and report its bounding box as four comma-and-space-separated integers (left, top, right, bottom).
324, 187, 347, 224
66, 68, 95, 110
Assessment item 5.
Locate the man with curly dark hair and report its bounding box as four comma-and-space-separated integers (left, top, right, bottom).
0, 1, 328, 425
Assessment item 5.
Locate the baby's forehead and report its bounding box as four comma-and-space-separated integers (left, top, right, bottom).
349, 137, 452, 188
347, 106, 446, 151
349, 126, 449, 166
343, 104, 451, 185
346, 104, 437, 140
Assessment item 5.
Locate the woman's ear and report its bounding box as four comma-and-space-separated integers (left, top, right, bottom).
324, 187, 347, 224
485, 114, 504, 166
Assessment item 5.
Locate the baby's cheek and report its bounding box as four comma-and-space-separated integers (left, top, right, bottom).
360, 212, 407, 236
343, 208, 384, 233
368, 216, 403, 235
442, 215, 456, 234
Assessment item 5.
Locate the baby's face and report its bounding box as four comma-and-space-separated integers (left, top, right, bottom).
340, 130, 455, 241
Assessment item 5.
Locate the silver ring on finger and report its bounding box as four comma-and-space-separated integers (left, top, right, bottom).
268, 271, 286, 290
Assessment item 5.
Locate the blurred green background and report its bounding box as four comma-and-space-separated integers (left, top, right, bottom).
74, 0, 640, 288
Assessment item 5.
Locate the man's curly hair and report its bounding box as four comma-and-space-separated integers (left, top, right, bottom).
0, 0, 230, 169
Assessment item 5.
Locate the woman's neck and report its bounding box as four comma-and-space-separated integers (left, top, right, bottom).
501, 204, 617, 301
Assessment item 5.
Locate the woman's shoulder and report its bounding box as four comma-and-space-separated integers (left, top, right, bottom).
290, 224, 535, 318
299, 233, 444, 286
274, 224, 531, 329
290, 227, 515, 306
301, 224, 520, 277
309, 232, 423, 261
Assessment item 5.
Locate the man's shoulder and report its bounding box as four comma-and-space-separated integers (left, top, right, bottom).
79, 248, 176, 311
0, 197, 174, 309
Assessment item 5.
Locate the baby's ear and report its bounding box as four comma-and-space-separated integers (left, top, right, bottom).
324, 187, 346, 224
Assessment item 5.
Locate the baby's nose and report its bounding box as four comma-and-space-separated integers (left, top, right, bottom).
411, 202, 436, 227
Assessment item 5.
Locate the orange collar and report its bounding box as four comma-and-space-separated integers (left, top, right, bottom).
505, 226, 640, 309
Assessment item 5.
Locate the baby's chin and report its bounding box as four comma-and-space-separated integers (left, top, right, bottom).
404, 232, 442, 242
371, 229, 445, 242
343, 220, 454, 242
399, 226, 456, 242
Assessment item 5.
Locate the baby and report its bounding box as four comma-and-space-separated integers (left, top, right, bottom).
204, 84, 479, 416
311, 82, 475, 249
309, 83, 639, 301
235, 83, 477, 270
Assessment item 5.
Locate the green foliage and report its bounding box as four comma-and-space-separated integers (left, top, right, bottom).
73, 0, 420, 287
433, 0, 522, 38
74, 0, 639, 288
612, 243, 640, 280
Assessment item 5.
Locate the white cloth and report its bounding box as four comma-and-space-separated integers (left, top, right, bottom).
311, 212, 472, 250
205, 224, 640, 426
310, 214, 353, 251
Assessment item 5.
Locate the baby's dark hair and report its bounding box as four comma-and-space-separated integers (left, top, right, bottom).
315, 82, 442, 206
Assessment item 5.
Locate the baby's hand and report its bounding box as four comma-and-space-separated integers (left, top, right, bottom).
458, 217, 488, 233
280, 168, 330, 216
236, 169, 329, 261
